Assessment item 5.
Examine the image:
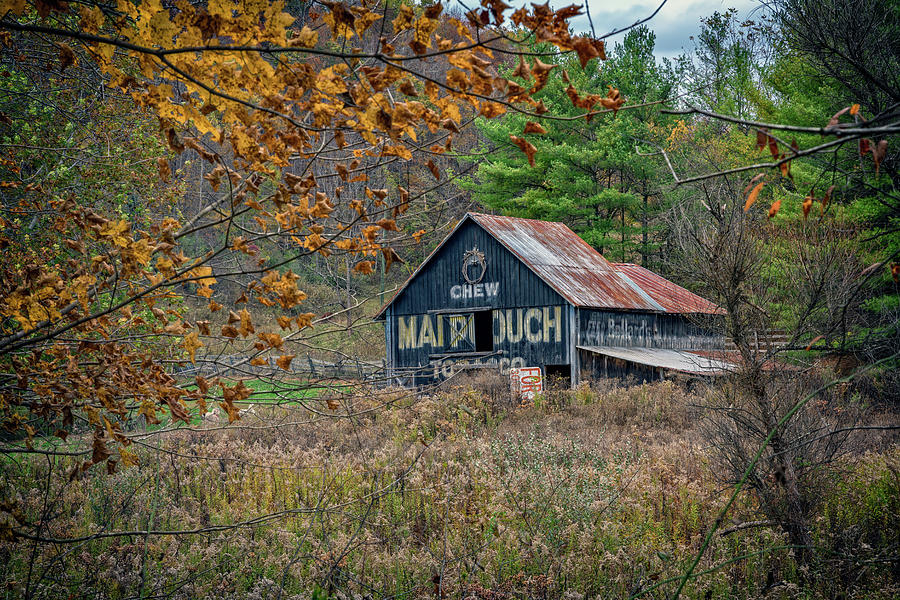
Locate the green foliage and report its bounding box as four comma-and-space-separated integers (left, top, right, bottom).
462, 27, 677, 265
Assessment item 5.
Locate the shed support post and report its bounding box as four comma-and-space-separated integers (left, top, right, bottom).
568, 305, 580, 388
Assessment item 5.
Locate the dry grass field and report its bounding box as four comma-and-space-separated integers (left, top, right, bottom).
2, 378, 897, 599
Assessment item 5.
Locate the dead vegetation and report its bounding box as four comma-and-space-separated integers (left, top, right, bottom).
1, 379, 896, 599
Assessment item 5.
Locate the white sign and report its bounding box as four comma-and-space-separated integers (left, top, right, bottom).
509, 366, 543, 400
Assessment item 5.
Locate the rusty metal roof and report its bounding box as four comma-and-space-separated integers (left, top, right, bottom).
578, 346, 735, 375
468, 213, 665, 311
611, 263, 724, 315
375, 213, 722, 317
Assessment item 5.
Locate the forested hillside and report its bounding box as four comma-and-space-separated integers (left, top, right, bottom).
0, 0, 897, 598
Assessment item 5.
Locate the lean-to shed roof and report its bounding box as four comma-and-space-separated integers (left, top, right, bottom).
375, 213, 722, 318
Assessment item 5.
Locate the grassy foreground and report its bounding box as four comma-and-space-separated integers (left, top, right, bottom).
1, 380, 897, 599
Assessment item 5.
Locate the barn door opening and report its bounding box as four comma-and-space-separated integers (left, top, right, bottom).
444, 311, 493, 353
474, 311, 493, 352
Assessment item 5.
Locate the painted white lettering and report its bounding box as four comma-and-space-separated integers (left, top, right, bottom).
494, 310, 505, 345
462, 284, 473, 299
474, 283, 484, 298
525, 308, 542, 343
543, 306, 562, 343
485, 282, 500, 297
398, 316, 417, 350
505, 309, 523, 343
418, 315, 437, 347
450, 285, 461, 299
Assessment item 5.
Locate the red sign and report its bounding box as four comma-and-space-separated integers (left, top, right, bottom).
510, 366, 543, 400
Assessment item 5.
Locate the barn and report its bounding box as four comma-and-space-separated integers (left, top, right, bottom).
375, 212, 731, 387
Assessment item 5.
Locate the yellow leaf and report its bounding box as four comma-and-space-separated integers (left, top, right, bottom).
238, 308, 254, 338
183, 330, 202, 364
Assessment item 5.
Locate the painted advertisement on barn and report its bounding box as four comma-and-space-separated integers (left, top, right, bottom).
578, 309, 723, 350
392, 306, 568, 384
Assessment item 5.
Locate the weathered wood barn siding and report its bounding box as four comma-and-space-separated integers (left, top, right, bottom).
379, 213, 729, 387
577, 310, 723, 350
385, 219, 571, 386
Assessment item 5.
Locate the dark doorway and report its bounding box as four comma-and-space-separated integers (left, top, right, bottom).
474, 311, 493, 352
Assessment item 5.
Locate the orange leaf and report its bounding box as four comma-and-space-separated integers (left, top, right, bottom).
767, 199, 782, 219
805, 335, 824, 351
354, 260, 374, 274
850, 103, 860, 116
744, 181, 765, 212
802, 195, 813, 219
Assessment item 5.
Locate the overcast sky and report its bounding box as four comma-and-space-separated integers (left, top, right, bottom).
493, 0, 765, 59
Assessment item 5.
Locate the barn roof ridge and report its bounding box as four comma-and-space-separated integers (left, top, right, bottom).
374, 212, 721, 318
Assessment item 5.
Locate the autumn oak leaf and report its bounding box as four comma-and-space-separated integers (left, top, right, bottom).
509, 135, 537, 167
523, 121, 546, 135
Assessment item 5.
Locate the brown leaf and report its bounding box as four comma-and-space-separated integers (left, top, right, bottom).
805, 334, 824, 351
512, 54, 531, 80
377, 218, 399, 231
221, 324, 238, 338
382, 247, 404, 272
742, 173, 765, 195
892, 263, 900, 282
426, 159, 440, 181
768, 135, 779, 159
529, 58, 556, 94
183, 330, 202, 364
859, 138, 871, 155
572, 36, 600, 68
744, 181, 765, 212
872, 139, 888, 176
822, 185, 834, 211
509, 135, 537, 167
767, 198, 782, 219
827, 106, 850, 127
756, 128, 768, 152
157, 158, 171, 183
59, 43, 75, 71
276, 354, 295, 370
523, 121, 546, 135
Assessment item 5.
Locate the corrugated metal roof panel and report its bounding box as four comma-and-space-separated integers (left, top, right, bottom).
578, 345, 735, 375
375, 213, 724, 318
468, 213, 662, 311
611, 263, 724, 315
